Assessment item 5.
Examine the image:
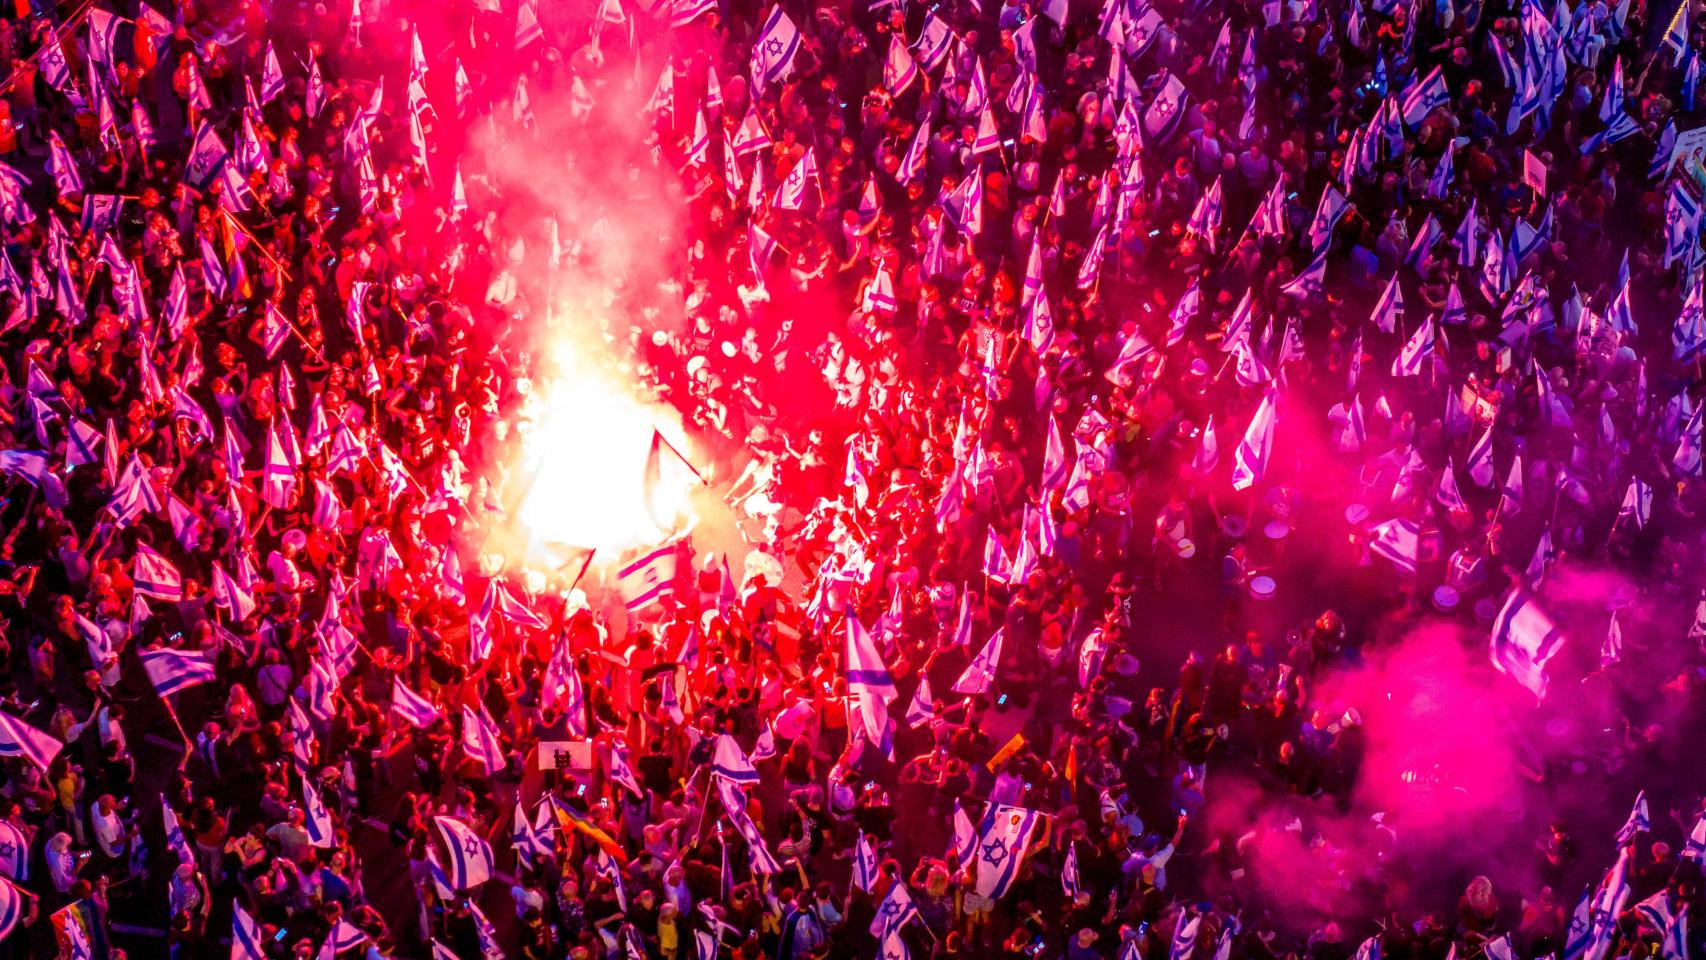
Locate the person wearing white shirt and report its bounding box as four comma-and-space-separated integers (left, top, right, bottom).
90, 795, 126, 860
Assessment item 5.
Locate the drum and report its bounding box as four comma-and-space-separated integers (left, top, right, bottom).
1474, 598, 1499, 622
1221, 515, 1248, 539
1432, 585, 1459, 613
1175, 537, 1197, 558
1264, 520, 1291, 540
1344, 504, 1370, 525
1249, 575, 1277, 598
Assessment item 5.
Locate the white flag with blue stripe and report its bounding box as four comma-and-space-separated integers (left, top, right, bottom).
869, 877, 919, 938
142, 648, 216, 698
1615, 790, 1649, 846
1231, 391, 1278, 492
461, 705, 506, 774
303, 778, 336, 848
749, 7, 801, 90
390, 678, 440, 729
853, 833, 879, 893
435, 816, 496, 889
0, 711, 65, 772
1391, 319, 1435, 377
952, 628, 1004, 695
974, 804, 1045, 899
233, 903, 266, 960
1170, 914, 1202, 960
711, 734, 760, 784
1490, 586, 1568, 699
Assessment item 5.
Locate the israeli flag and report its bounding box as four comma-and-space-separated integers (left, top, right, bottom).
952, 628, 1005, 695
868, 877, 919, 938
749, 7, 801, 90
974, 804, 1045, 899
390, 678, 440, 729
1370, 275, 1404, 333
141, 648, 216, 698
435, 816, 496, 889
233, 904, 266, 959
712, 734, 760, 784
1231, 391, 1278, 492
303, 778, 337, 848
1490, 587, 1568, 699
1615, 790, 1649, 846
853, 833, 879, 893
1391, 319, 1435, 377
512, 802, 555, 868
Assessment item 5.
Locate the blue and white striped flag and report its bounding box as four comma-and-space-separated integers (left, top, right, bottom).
233, 904, 266, 960
390, 678, 440, 729
1391, 319, 1435, 377
1490, 586, 1568, 699
618, 540, 679, 615
974, 804, 1045, 899
1615, 790, 1649, 846
1062, 842, 1082, 897
951, 805, 978, 865
131, 543, 183, 601
853, 833, 879, 893
461, 705, 506, 774
749, 7, 801, 90
1231, 392, 1278, 492
1684, 815, 1706, 861
0, 821, 25, 882
141, 648, 216, 698
435, 816, 496, 889
1401, 65, 1449, 125
952, 628, 1004, 695
1170, 914, 1202, 960
318, 919, 367, 959
1369, 519, 1421, 575
846, 615, 897, 711
513, 802, 556, 868
1371, 275, 1404, 333
303, 778, 337, 848
711, 734, 759, 784
869, 877, 918, 938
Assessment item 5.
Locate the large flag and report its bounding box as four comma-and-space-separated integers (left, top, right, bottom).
461, 705, 506, 774
141, 648, 216, 698
711, 734, 759, 784
845, 616, 897, 741
975, 804, 1045, 899
435, 816, 496, 889
749, 7, 801, 90
0, 709, 59, 777
303, 778, 337, 848
130, 544, 183, 601
1401, 65, 1450, 125
390, 677, 441, 728
618, 540, 679, 615
1368, 518, 1421, 574
0, 821, 25, 881
1391, 320, 1436, 377
884, 37, 918, 94
1490, 586, 1568, 699
233, 904, 266, 960
952, 628, 1004, 695
1231, 392, 1278, 491
184, 122, 229, 188
512, 801, 556, 868
1142, 72, 1189, 142
869, 877, 919, 938
318, 920, 368, 960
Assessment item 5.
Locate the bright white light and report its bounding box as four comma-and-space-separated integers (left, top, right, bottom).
514, 349, 696, 563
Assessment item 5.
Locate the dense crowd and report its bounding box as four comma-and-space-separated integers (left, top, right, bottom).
0, 0, 1703, 956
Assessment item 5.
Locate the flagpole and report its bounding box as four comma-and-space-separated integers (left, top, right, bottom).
657, 430, 710, 486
